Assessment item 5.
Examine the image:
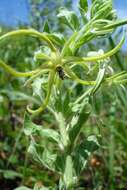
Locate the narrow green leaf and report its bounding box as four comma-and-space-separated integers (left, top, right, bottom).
46, 33, 65, 47
27, 140, 42, 164
55, 112, 69, 148
28, 140, 57, 172
57, 7, 80, 31
34, 46, 51, 62
31, 78, 45, 98
0, 89, 39, 105
79, 0, 88, 13
73, 135, 99, 175
42, 149, 57, 171
91, 62, 107, 95
78, 0, 88, 24
43, 20, 50, 33
69, 98, 91, 143
0, 169, 22, 180
24, 113, 60, 143
55, 154, 66, 173
59, 178, 65, 190
90, 0, 116, 21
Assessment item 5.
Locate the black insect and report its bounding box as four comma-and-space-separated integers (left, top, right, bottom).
56, 66, 65, 80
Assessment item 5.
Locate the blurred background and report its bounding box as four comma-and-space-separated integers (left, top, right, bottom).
0, 1, 127, 190
0, 0, 127, 27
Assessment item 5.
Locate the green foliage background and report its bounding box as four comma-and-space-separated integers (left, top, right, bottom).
0, 0, 127, 189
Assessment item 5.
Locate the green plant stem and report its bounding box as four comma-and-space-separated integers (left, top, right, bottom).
24, 69, 50, 86
109, 36, 124, 70
64, 33, 125, 63
61, 32, 78, 56
0, 29, 56, 52
64, 65, 95, 85
104, 19, 127, 29
0, 59, 39, 77
27, 70, 55, 114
